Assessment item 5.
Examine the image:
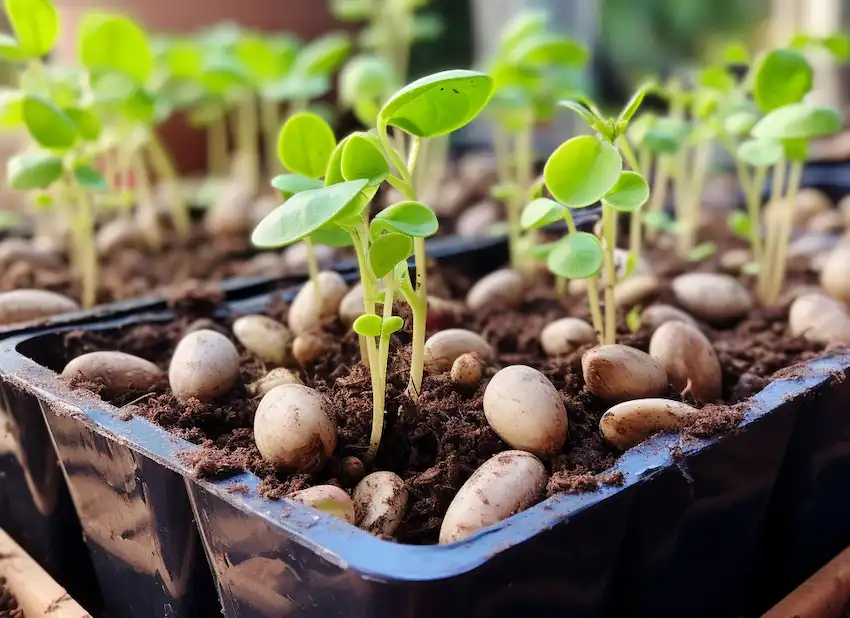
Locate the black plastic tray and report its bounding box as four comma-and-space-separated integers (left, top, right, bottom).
2, 230, 850, 616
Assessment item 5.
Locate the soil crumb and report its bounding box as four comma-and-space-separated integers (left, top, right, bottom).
0, 576, 21, 618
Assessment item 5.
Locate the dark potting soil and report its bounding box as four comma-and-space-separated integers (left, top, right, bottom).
0, 577, 21, 618
54, 258, 827, 545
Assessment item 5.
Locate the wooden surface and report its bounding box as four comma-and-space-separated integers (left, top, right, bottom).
763, 545, 850, 618
0, 529, 91, 618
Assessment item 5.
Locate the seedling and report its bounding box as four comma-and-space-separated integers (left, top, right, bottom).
527, 87, 651, 345
486, 11, 589, 268
253, 69, 492, 458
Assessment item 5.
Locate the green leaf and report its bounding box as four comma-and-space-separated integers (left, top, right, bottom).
0, 90, 23, 127
339, 55, 394, 107
699, 67, 735, 92
235, 35, 282, 82
5, 0, 58, 58
783, 137, 808, 161
263, 74, 331, 102
644, 117, 689, 154
330, 0, 371, 20
737, 138, 783, 167
728, 211, 752, 241
490, 181, 520, 202
63, 107, 102, 141
823, 34, 850, 62
277, 112, 337, 179
723, 110, 758, 137
558, 99, 599, 129
200, 56, 250, 95
292, 32, 351, 75
7, 152, 63, 190
271, 173, 324, 197
624, 251, 639, 278
544, 135, 622, 207
341, 132, 389, 185
91, 72, 138, 104
22, 95, 77, 150
508, 33, 588, 68
753, 49, 813, 114
546, 232, 604, 279
324, 137, 347, 186
382, 315, 404, 336
372, 201, 438, 238
0, 33, 26, 61
618, 81, 653, 124
310, 225, 353, 248
643, 210, 678, 234
603, 171, 649, 212
499, 10, 548, 54
252, 179, 369, 247
379, 69, 494, 138
752, 103, 842, 140
80, 15, 154, 84
687, 241, 717, 262
627, 112, 657, 146
742, 261, 761, 276
353, 313, 382, 338
369, 232, 414, 278
530, 241, 557, 261
520, 197, 567, 230
721, 42, 750, 65
625, 305, 642, 333
162, 40, 202, 78
72, 164, 107, 192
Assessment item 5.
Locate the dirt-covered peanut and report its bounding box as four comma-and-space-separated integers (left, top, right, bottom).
720, 249, 752, 273
649, 322, 722, 402
353, 471, 408, 537
820, 246, 850, 305
95, 218, 146, 256
253, 384, 337, 472
283, 243, 335, 272
287, 485, 355, 523
168, 329, 240, 402
789, 293, 850, 344
232, 315, 293, 365
615, 273, 660, 308
288, 271, 348, 335
0, 289, 80, 326
246, 368, 302, 397
456, 200, 499, 238
642, 304, 698, 332
439, 451, 546, 544
600, 398, 698, 450
808, 209, 845, 234
0, 238, 60, 268
205, 181, 254, 237
62, 352, 163, 399
424, 329, 494, 373
450, 353, 483, 386
671, 273, 752, 322
483, 365, 567, 456
183, 318, 230, 338
292, 334, 328, 366
539, 318, 595, 357
582, 345, 668, 400
339, 456, 366, 487
466, 268, 525, 311
338, 283, 365, 326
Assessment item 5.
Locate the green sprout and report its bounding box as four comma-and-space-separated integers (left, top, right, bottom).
485, 10, 589, 269
526, 88, 651, 345
253, 69, 492, 459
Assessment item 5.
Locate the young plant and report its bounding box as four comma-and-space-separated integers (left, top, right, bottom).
486, 10, 589, 268
535, 89, 651, 345
254, 69, 492, 458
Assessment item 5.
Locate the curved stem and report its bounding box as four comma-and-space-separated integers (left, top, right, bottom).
304, 237, 321, 309
602, 204, 617, 345
147, 133, 189, 237
586, 275, 604, 345
132, 150, 162, 251
766, 160, 804, 306
367, 274, 396, 461
746, 165, 767, 262
759, 158, 787, 302
66, 175, 98, 309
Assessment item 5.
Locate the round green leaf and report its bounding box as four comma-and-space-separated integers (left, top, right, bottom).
22, 95, 77, 150
271, 173, 324, 197
5, 0, 58, 58
252, 179, 369, 248
310, 225, 353, 248
339, 55, 394, 107
369, 232, 414, 278
372, 201, 438, 238
699, 67, 735, 92
63, 107, 102, 141
73, 164, 107, 192
723, 110, 758, 137
235, 35, 281, 82
753, 49, 813, 114
752, 103, 842, 140
603, 171, 649, 212
353, 313, 382, 338
80, 15, 153, 84
643, 210, 678, 234
382, 315, 404, 336
737, 138, 783, 167
530, 241, 557, 261
644, 117, 689, 154
278, 112, 337, 179
292, 32, 351, 76
508, 34, 588, 68
263, 74, 330, 102
341, 133, 389, 184
379, 69, 494, 138
546, 232, 603, 279
163, 40, 202, 78
200, 53, 250, 95
7, 153, 63, 190
521, 197, 567, 230
324, 137, 347, 186
544, 135, 622, 207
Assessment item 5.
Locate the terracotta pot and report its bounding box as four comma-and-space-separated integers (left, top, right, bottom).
54, 0, 340, 175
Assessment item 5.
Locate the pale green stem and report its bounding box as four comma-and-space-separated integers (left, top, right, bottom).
238, 97, 260, 192
147, 133, 190, 237
759, 159, 787, 301
352, 227, 379, 369
304, 237, 321, 308
586, 276, 605, 345
746, 165, 768, 262
260, 98, 281, 178
366, 274, 396, 461
602, 203, 617, 345
208, 115, 228, 177
67, 177, 98, 309
132, 150, 162, 250
766, 160, 804, 306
